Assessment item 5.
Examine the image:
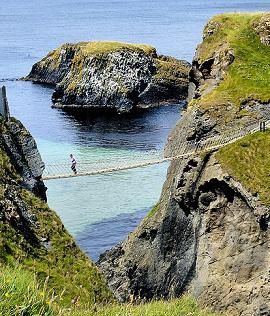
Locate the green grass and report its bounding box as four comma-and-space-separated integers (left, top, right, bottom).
0, 188, 113, 308
147, 203, 160, 217
0, 264, 54, 316
194, 13, 270, 118
78, 41, 156, 56
216, 129, 270, 205
66, 295, 224, 316
0, 264, 224, 316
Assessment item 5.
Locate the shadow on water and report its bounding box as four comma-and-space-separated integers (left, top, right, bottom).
76, 207, 148, 261
60, 102, 186, 151
5, 80, 183, 151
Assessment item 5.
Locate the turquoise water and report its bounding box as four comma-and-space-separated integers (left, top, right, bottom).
37, 137, 168, 236
1, 0, 270, 260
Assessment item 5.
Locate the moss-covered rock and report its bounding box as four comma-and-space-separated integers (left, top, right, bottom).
0, 117, 113, 308
25, 41, 190, 114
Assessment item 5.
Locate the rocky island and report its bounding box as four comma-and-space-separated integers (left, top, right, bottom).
25, 42, 190, 114
98, 13, 270, 315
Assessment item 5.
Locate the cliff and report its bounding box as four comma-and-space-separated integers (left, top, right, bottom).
98, 13, 270, 316
0, 117, 112, 307
25, 41, 190, 113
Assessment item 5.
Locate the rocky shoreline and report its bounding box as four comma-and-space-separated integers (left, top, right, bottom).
25, 42, 190, 114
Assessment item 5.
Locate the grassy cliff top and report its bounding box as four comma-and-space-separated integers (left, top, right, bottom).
216, 129, 270, 205
49, 41, 157, 58
77, 41, 157, 56
193, 13, 270, 115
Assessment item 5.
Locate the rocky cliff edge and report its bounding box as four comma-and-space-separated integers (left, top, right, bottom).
98, 13, 270, 316
0, 117, 112, 307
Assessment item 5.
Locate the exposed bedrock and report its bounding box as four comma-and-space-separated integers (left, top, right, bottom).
0, 118, 46, 201
98, 14, 270, 316
25, 42, 190, 114
99, 150, 270, 315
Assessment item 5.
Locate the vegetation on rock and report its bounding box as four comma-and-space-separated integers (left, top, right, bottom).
147, 202, 160, 217
217, 129, 270, 205
0, 118, 113, 309
192, 13, 270, 120
71, 41, 157, 57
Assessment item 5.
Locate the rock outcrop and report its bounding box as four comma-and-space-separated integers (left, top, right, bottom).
0, 118, 46, 200
98, 14, 270, 316
253, 14, 270, 46
25, 42, 190, 114
0, 116, 112, 307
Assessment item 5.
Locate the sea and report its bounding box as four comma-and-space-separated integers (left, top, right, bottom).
1, 0, 270, 261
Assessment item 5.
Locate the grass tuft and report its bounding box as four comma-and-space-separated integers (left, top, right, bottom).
0, 264, 54, 316
147, 203, 160, 217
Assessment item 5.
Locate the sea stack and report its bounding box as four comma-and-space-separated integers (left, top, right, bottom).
25, 41, 190, 114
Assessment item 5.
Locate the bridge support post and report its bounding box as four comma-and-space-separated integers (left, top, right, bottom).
0, 86, 10, 121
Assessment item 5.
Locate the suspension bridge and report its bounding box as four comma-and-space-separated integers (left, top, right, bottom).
42, 119, 270, 181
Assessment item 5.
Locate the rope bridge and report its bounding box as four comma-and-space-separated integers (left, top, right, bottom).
42, 120, 270, 181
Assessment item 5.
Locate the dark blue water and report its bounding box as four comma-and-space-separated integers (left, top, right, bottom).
77, 208, 147, 261
1, 0, 270, 260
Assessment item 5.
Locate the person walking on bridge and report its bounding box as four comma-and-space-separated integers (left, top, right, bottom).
70, 154, 77, 175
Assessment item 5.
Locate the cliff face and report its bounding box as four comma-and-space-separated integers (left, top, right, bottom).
0, 118, 46, 200
0, 117, 112, 307
98, 14, 270, 316
25, 42, 190, 113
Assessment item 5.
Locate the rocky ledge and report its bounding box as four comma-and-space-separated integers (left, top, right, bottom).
98, 13, 270, 316
25, 42, 190, 114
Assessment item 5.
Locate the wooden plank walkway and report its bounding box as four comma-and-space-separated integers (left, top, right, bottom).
42, 119, 270, 181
